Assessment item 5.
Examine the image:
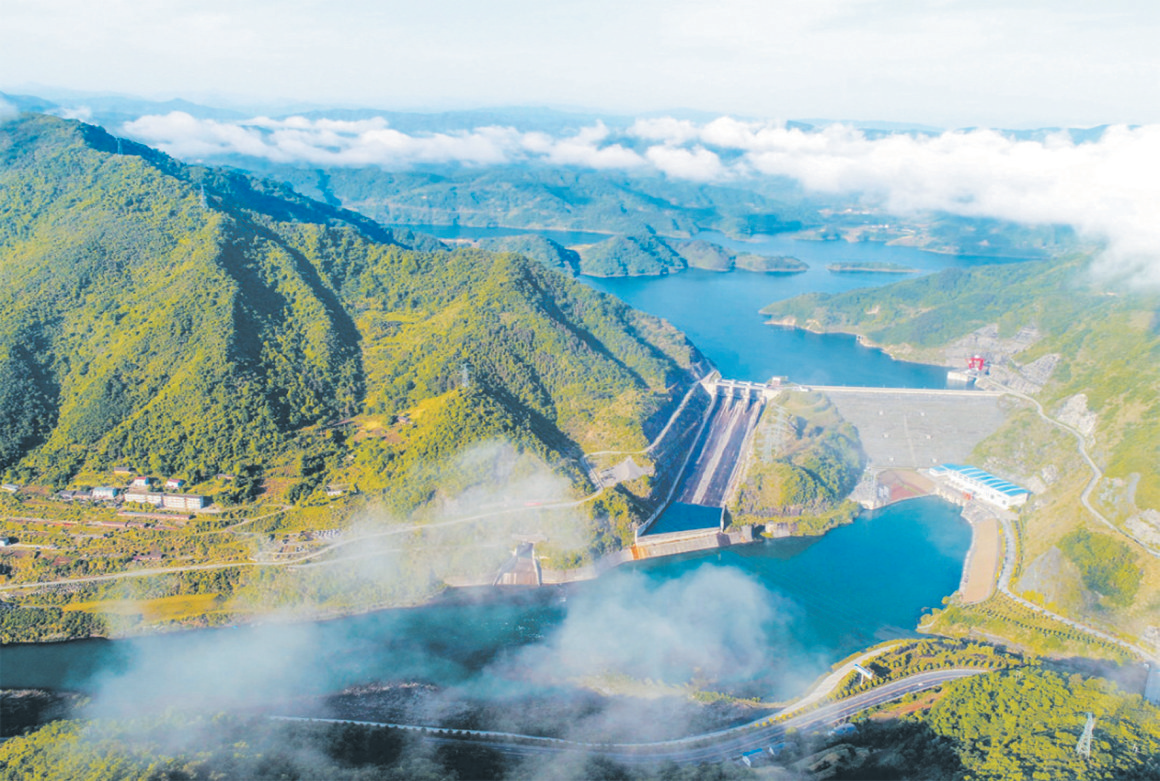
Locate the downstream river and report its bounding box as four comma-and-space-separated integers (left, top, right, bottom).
0, 233, 995, 710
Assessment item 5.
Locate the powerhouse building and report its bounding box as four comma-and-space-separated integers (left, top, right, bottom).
929, 463, 1030, 509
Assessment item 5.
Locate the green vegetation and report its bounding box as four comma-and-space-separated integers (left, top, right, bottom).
242, 155, 1073, 263
260, 161, 814, 240
838, 639, 1020, 697
0, 711, 757, 781
923, 592, 1133, 662
577, 234, 685, 276
0, 113, 696, 495
759, 256, 1160, 509
0, 114, 710, 636
477, 234, 580, 275
834, 666, 1160, 781
0, 604, 106, 643
911, 667, 1160, 780
1059, 528, 1140, 607
574, 235, 808, 277
732, 253, 806, 273
729, 392, 864, 535
761, 255, 1160, 641
672, 239, 733, 271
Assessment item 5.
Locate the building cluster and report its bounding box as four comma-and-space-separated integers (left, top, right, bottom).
58, 474, 208, 510
928, 463, 1030, 509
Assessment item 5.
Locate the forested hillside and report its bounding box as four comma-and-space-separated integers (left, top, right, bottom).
0, 115, 702, 525
250, 163, 815, 239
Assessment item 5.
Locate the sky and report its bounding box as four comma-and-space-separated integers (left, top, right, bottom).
2, 0, 1159, 128
3, 0, 1158, 287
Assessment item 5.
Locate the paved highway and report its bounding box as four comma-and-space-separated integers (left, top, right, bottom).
273, 668, 985, 766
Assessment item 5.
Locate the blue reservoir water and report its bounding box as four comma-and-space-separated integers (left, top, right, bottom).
582, 231, 1003, 386
0, 230, 993, 709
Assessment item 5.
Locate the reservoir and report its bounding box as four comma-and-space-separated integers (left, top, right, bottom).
0, 232, 988, 717
581, 231, 1002, 386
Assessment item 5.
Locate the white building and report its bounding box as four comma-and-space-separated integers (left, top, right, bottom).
929, 464, 1030, 509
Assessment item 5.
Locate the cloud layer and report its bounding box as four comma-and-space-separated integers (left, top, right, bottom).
122, 112, 1160, 286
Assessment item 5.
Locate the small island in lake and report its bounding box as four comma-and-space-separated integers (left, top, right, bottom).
734, 253, 809, 273
827, 261, 918, 273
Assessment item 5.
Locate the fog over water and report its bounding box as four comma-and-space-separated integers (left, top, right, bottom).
0, 236, 976, 749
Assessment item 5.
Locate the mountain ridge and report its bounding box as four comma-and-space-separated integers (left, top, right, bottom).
0, 113, 701, 544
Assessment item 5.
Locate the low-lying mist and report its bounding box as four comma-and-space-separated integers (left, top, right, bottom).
35, 439, 812, 774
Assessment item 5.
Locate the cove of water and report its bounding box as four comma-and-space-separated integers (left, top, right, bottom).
417, 223, 1008, 385
582, 231, 1006, 386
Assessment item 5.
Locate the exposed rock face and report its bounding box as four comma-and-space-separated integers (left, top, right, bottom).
1055, 394, 1099, 438
943, 324, 1042, 366
1126, 511, 1160, 547
1018, 546, 1082, 606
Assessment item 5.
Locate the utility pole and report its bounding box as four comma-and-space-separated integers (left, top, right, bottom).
1076, 712, 1095, 759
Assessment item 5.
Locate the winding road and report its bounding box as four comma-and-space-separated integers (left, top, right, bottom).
273, 668, 985, 766
978, 378, 1158, 662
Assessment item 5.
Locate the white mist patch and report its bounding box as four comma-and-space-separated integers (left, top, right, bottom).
232, 440, 592, 614
502, 564, 784, 685
83, 621, 323, 718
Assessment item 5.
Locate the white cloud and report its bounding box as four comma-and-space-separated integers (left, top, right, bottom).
123, 112, 649, 171
0, 97, 16, 121
120, 111, 1160, 286
729, 121, 1160, 286
645, 144, 726, 182
629, 116, 701, 145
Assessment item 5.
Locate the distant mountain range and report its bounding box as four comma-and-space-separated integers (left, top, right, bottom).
0, 90, 1085, 264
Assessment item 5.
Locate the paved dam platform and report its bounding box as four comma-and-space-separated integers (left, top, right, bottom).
806, 387, 1010, 469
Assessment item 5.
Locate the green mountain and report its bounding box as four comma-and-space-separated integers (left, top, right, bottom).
477, 234, 580, 274
576, 234, 686, 276
759, 257, 1160, 509
256, 163, 815, 239
671, 239, 733, 271
0, 114, 701, 536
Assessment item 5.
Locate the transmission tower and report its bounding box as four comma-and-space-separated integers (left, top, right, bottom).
199, 184, 208, 210
460, 362, 471, 389
1076, 712, 1095, 758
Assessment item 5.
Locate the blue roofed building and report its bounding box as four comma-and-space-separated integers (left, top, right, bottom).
929, 464, 1031, 509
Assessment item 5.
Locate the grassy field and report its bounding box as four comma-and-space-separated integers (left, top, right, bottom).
59, 593, 224, 623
